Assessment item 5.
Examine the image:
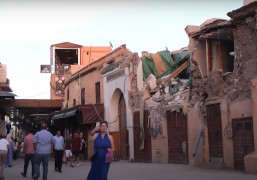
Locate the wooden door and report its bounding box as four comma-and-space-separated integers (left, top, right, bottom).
233, 117, 254, 169
133, 110, 152, 163
119, 95, 128, 160
206, 104, 223, 162
167, 110, 188, 164
109, 131, 120, 160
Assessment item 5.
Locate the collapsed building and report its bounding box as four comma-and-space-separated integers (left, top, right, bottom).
129, 1, 257, 173
183, 1, 257, 172
129, 48, 191, 163
46, 1, 257, 173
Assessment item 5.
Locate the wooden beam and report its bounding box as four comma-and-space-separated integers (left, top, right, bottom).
0, 99, 63, 108
219, 41, 223, 70
161, 61, 188, 83
206, 40, 212, 74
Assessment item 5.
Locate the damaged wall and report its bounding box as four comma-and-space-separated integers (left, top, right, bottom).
136, 48, 191, 164
229, 21, 257, 101
185, 3, 257, 169
102, 48, 141, 161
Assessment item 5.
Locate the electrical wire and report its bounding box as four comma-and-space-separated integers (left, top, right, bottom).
23, 89, 50, 99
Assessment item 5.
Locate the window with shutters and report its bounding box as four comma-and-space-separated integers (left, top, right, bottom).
81, 88, 85, 105
95, 82, 100, 103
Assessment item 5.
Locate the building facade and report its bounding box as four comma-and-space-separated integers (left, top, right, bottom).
52, 44, 138, 160
49, 42, 111, 100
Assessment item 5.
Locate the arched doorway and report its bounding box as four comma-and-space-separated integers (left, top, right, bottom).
110, 89, 128, 160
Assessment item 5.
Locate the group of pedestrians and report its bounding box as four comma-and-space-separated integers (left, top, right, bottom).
0, 133, 9, 180
0, 120, 115, 180
21, 124, 88, 180
0, 132, 23, 170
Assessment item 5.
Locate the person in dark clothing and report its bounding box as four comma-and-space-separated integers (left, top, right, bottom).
52, 130, 64, 173
71, 132, 81, 167
64, 133, 73, 166
79, 132, 87, 165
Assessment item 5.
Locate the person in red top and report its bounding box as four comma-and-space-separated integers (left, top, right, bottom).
71, 132, 81, 167
21, 129, 35, 178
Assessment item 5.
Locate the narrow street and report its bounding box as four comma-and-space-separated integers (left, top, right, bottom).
4, 158, 256, 180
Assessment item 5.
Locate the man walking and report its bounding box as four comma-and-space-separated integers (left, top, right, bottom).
21, 129, 35, 178
64, 133, 73, 166
71, 132, 81, 167
79, 132, 86, 166
52, 130, 64, 173
0, 133, 9, 180
33, 124, 53, 180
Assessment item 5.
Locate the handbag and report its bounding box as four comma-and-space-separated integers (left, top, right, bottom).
90, 139, 104, 162
62, 152, 67, 163
105, 150, 114, 163
90, 151, 98, 162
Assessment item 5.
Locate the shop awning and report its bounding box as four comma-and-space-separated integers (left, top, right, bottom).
52, 109, 78, 120
0, 91, 16, 98
51, 104, 104, 127
79, 104, 104, 124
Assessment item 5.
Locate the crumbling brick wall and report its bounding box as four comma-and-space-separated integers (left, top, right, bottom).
232, 17, 257, 100
189, 15, 257, 110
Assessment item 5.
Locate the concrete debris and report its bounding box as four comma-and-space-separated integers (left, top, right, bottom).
128, 91, 144, 111
145, 74, 157, 91
145, 76, 190, 115
145, 98, 160, 109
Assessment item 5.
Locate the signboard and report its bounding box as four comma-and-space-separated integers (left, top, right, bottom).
40, 65, 51, 73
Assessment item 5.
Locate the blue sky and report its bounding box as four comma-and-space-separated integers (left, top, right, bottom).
0, 0, 242, 99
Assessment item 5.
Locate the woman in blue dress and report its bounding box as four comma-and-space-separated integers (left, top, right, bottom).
87, 121, 115, 180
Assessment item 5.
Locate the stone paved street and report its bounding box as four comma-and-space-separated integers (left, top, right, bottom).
3, 157, 257, 180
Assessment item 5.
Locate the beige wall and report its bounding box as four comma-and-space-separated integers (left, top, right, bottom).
244, 77, 257, 174
251, 77, 257, 150
186, 98, 252, 168
220, 99, 234, 168
187, 108, 204, 164
151, 117, 168, 163
230, 98, 252, 119
211, 41, 221, 70
192, 39, 207, 77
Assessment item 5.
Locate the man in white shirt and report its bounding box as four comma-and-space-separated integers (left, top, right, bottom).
52, 130, 64, 173
0, 133, 9, 180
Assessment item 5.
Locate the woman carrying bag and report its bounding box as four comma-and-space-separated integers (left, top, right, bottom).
87, 121, 115, 180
